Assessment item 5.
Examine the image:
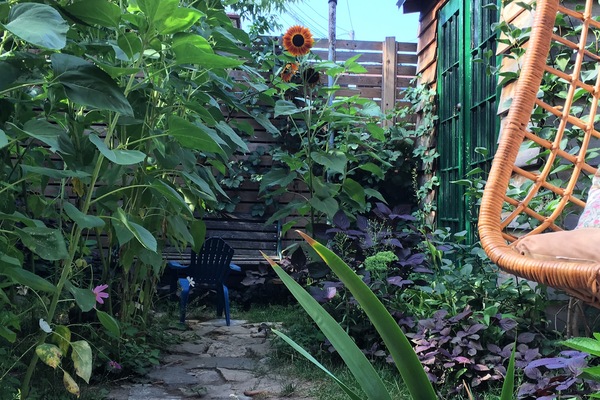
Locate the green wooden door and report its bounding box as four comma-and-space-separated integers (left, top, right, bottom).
437, 0, 499, 241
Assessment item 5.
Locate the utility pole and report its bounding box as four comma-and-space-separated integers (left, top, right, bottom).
328, 0, 337, 146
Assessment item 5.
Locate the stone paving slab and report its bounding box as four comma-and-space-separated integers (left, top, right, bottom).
104, 319, 316, 400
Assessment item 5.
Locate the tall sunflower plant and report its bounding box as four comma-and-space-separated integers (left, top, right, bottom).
258, 26, 393, 237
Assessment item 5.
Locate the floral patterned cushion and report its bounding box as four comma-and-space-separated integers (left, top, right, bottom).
577, 169, 600, 228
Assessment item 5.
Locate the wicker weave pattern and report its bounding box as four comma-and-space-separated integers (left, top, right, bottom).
479, 0, 600, 304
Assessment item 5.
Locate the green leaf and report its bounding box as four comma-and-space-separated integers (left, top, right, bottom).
300, 233, 437, 399
64, 0, 121, 27
182, 171, 218, 202
500, 342, 517, 400
366, 123, 385, 141
190, 219, 206, 253
364, 188, 387, 203
21, 165, 90, 179
50, 325, 72, 356
51, 53, 134, 116
15, 227, 68, 261
259, 168, 296, 193
563, 337, 600, 357
157, 8, 203, 34
96, 309, 120, 337
36, 344, 62, 369
149, 181, 193, 216
117, 32, 142, 60
9, 119, 67, 153
168, 116, 225, 155
272, 330, 363, 400
65, 281, 96, 312
266, 259, 392, 400
0, 326, 16, 343
309, 197, 339, 218
5, 3, 68, 50
116, 209, 157, 252
63, 202, 105, 229
0, 266, 57, 293
89, 134, 146, 165
0, 129, 7, 149
343, 178, 366, 207
138, 0, 176, 26
216, 121, 249, 153
70, 340, 92, 383
274, 100, 301, 117
359, 163, 384, 179
172, 33, 244, 68
580, 366, 600, 381
0, 62, 22, 91
311, 151, 347, 174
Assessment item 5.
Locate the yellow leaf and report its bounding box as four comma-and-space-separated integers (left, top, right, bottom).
35, 343, 62, 369
63, 370, 80, 397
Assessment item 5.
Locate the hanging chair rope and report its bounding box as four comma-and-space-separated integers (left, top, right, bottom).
478, 0, 600, 305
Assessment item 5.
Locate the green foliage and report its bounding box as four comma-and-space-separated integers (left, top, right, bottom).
0, 0, 269, 396
363, 251, 398, 275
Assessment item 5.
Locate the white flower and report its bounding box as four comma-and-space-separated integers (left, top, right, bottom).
16, 285, 28, 296
186, 276, 195, 287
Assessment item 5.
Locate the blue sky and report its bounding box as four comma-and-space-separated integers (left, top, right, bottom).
253, 0, 420, 43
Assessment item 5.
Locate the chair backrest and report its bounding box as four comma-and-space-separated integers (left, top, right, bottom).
478, 0, 600, 303
189, 237, 235, 286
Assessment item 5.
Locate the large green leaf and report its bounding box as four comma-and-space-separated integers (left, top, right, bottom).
65, 281, 96, 312
70, 340, 92, 383
190, 219, 206, 253
89, 134, 146, 165
215, 121, 249, 153
500, 343, 517, 400
343, 178, 366, 207
36, 344, 62, 369
0, 62, 22, 92
274, 100, 301, 118
9, 120, 67, 153
0, 129, 7, 149
311, 151, 347, 174
359, 162, 384, 179
5, 3, 68, 50
117, 33, 142, 60
0, 325, 16, 343
149, 181, 193, 216
51, 54, 134, 116
138, 0, 176, 26
172, 33, 243, 68
21, 165, 90, 179
264, 256, 392, 400
259, 168, 296, 193
168, 116, 225, 155
15, 227, 68, 261
116, 209, 157, 252
563, 337, 600, 357
299, 232, 437, 400
96, 309, 120, 337
182, 171, 218, 203
65, 0, 121, 27
272, 330, 362, 400
309, 197, 339, 218
1, 266, 57, 293
63, 202, 105, 229
158, 8, 203, 34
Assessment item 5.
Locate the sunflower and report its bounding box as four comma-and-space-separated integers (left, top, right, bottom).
282, 26, 314, 56
302, 67, 320, 87
280, 62, 299, 82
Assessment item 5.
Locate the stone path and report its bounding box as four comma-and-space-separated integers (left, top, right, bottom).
105, 319, 317, 400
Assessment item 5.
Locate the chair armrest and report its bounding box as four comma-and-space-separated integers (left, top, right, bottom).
230, 263, 242, 272
168, 261, 188, 269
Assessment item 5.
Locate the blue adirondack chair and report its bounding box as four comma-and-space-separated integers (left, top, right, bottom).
167, 237, 240, 325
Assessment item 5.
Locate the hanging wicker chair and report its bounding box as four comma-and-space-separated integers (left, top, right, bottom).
478, 0, 600, 305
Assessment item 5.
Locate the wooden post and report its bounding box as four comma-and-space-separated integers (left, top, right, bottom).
382, 36, 397, 125
328, 0, 337, 145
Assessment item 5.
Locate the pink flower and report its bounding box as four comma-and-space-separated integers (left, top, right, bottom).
108, 360, 122, 371
93, 284, 109, 304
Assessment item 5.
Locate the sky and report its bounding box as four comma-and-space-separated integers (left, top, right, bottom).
250, 0, 420, 43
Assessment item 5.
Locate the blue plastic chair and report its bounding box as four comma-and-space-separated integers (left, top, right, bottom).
168, 237, 240, 325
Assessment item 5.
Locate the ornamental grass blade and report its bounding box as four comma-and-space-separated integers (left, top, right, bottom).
262, 253, 392, 400
297, 231, 437, 400
272, 329, 362, 400
500, 342, 516, 400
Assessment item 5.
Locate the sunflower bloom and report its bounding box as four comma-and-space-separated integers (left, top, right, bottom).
282, 26, 314, 56
280, 62, 299, 82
